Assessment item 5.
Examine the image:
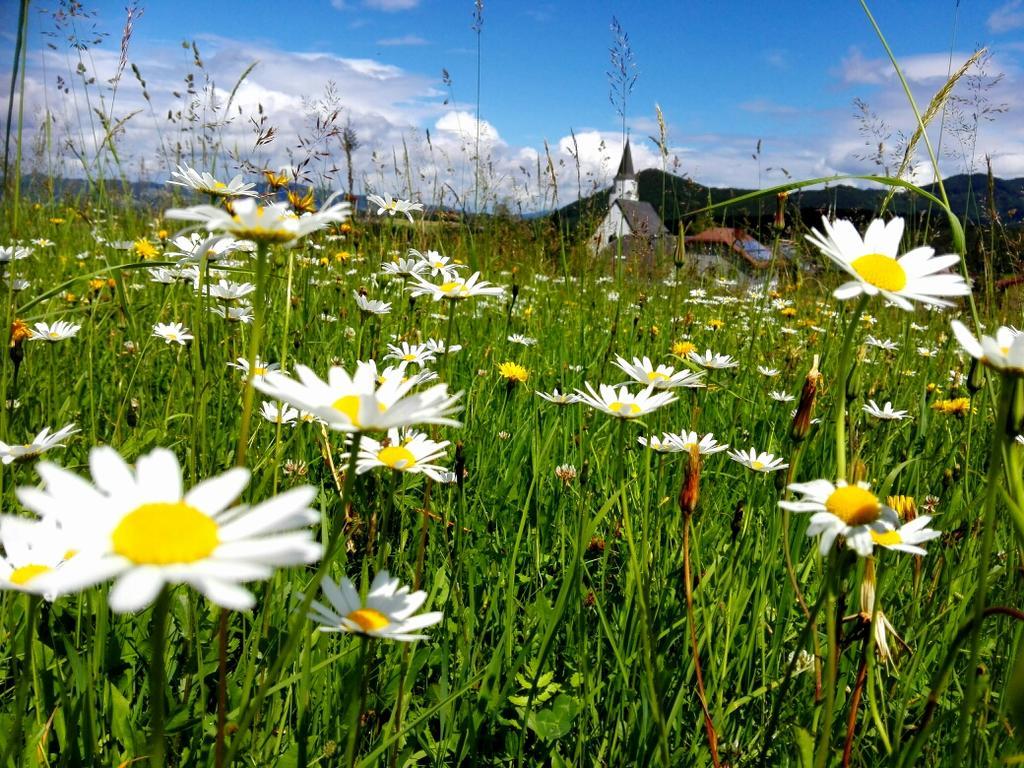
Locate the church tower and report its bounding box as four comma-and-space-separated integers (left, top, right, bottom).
609, 139, 639, 204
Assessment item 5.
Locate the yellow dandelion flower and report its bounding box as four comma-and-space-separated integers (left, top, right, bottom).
780, 307, 797, 317
157, 229, 169, 240
497, 361, 529, 383
133, 238, 158, 259
931, 397, 971, 416
49, 217, 65, 224
334, 251, 351, 263
672, 340, 697, 357
886, 495, 917, 520
707, 319, 724, 331
88, 278, 106, 292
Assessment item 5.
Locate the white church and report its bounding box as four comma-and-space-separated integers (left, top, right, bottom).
589, 140, 670, 259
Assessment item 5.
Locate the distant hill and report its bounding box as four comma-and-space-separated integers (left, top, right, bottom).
553, 169, 1024, 233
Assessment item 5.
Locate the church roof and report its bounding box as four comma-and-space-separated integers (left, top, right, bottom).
614, 140, 636, 181
616, 199, 666, 236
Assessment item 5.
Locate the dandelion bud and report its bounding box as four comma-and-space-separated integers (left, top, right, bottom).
454, 441, 466, 489
850, 458, 868, 484
730, 500, 745, 542
1007, 377, 1024, 439
790, 354, 821, 443
8, 319, 29, 368
774, 191, 788, 232
580, 459, 590, 487
967, 356, 984, 394
846, 347, 865, 402
678, 445, 701, 518
886, 495, 917, 522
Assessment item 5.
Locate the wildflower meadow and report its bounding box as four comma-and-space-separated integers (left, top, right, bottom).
1, 2, 1023, 767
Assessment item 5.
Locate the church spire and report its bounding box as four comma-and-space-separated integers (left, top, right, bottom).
614, 139, 636, 181
610, 140, 639, 204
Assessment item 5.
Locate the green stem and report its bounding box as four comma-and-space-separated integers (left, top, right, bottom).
149, 587, 173, 768
1, 595, 39, 768
234, 242, 270, 467
953, 372, 1013, 761
345, 637, 371, 768
814, 550, 842, 768
222, 433, 363, 765
834, 295, 869, 480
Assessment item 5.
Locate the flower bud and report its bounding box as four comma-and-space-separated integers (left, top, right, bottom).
774, 191, 788, 232
790, 354, 821, 443
678, 445, 701, 518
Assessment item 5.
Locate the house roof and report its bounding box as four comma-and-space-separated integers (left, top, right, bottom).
616, 199, 666, 236
684, 227, 779, 269
614, 140, 636, 181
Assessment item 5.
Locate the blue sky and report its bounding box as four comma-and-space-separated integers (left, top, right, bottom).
2, 0, 1022, 209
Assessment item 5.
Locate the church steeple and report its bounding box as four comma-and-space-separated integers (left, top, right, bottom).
614, 139, 636, 182
610, 139, 639, 204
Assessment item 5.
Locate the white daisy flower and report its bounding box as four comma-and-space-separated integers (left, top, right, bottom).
253, 360, 462, 433
613, 355, 706, 389
727, 448, 789, 473
0, 423, 78, 465
166, 195, 350, 246
869, 517, 941, 555
353, 291, 391, 315
385, 342, 437, 367
261, 401, 299, 425
862, 400, 910, 421
29, 321, 80, 342
950, 320, 1024, 373
423, 338, 462, 356
535, 389, 580, 405
779, 479, 937, 557
805, 216, 970, 310
366, 193, 424, 222
153, 322, 193, 345
310, 571, 443, 642
381, 257, 428, 279
758, 366, 781, 377
166, 232, 241, 264
348, 428, 450, 481
574, 383, 677, 419
687, 349, 739, 370
167, 165, 257, 198
507, 334, 538, 346
206, 279, 255, 302
210, 304, 254, 324
0, 516, 77, 598
16, 447, 322, 612
769, 390, 795, 403
408, 271, 503, 302
228, 357, 281, 382
638, 431, 727, 455
865, 335, 899, 351
0, 245, 32, 263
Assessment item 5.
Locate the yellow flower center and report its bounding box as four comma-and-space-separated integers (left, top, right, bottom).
112, 501, 219, 564
333, 394, 362, 426
609, 401, 641, 416
377, 445, 417, 470
214, 181, 227, 189
10, 564, 52, 586
402, 354, 417, 361
346, 607, 389, 632
850, 253, 907, 292
870, 529, 903, 546
751, 460, 765, 470
825, 485, 881, 526
439, 281, 463, 295
647, 371, 669, 382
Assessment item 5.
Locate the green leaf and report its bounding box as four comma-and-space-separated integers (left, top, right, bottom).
527, 694, 581, 743
794, 726, 814, 768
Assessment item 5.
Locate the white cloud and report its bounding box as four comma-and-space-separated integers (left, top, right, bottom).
988, 0, 1024, 32
2, 31, 1020, 214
